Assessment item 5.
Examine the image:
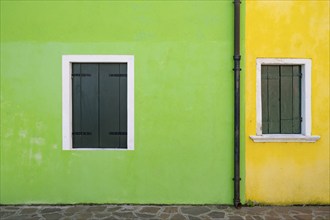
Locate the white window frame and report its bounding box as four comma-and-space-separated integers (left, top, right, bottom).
62, 55, 134, 150
250, 58, 320, 142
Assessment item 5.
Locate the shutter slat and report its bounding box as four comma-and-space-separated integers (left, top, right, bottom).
119, 64, 128, 148
292, 65, 301, 133
72, 64, 81, 148
261, 65, 269, 133
268, 66, 281, 133
280, 66, 293, 134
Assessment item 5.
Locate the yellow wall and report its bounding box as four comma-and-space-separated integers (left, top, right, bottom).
245, 0, 329, 204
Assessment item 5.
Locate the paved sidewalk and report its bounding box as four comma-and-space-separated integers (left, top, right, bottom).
0, 205, 329, 220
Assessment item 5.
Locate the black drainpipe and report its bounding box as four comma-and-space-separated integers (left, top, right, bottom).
233, 0, 242, 208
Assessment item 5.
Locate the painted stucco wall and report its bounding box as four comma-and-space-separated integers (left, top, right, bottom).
0, 1, 245, 204
245, 0, 329, 204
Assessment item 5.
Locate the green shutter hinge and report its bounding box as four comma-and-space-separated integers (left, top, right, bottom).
301, 117, 303, 122
72, 74, 91, 77
109, 74, 127, 77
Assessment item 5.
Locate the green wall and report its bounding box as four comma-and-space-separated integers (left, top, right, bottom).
0, 1, 245, 204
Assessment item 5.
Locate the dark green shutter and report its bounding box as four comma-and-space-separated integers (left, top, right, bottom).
261, 65, 301, 134
280, 66, 294, 134
72, 64, 99, 148
99, 63, 128, 148
99, 64, 120, 148
72, 63, 127, 148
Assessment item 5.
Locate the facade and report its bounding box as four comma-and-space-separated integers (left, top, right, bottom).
0, 1, 243, 204
245, 0, 329, 204
0, 0, 329, 205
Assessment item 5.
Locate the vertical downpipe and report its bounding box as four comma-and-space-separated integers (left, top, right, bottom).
233, 0, 242, 208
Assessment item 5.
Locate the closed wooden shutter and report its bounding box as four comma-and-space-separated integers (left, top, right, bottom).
72, 63, 127, 148
261, 65, 301, 134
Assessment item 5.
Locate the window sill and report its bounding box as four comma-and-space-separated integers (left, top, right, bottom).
249, 134, 320, 143
63, 147, 134, 151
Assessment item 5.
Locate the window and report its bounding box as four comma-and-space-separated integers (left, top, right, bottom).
261, 65, 301, 134
250, 58, 320, 142
62, 55, 134, 150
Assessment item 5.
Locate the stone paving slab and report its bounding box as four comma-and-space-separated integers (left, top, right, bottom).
0, 205, 329, 220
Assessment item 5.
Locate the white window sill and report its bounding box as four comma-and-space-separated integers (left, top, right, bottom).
249, 134, 320, 143
63, 148, 134, 151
